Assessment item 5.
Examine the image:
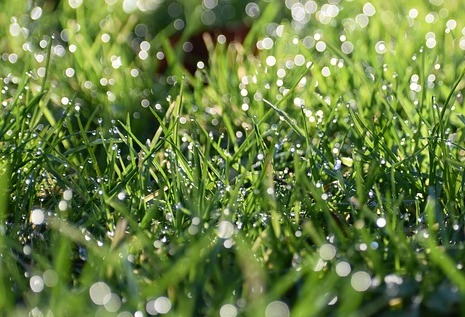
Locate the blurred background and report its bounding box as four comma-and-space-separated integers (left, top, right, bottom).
0, 0, 281, 140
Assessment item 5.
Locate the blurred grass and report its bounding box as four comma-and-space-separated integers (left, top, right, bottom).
2, 0, 465, 316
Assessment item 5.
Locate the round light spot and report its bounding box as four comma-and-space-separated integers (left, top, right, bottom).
220, 304, 237, 317
104, 293, 122, 312
23, 245, 32, 255
321, 66, 331, 77
266, 187, 275, 196
341, 41, 354, 54
30, 7, 43, 20
408, 9, 418, 19
111, 56, 122, 69
319, 243, 336, 260
174, 18, 185, 31
425, 13, 435, 24
316, 41, 326, 52
131, 68, 139, 77
351, 271, 371, 292
89, 282, 111, 305
122, 0, 137, 13
265, 301, 290, 317
376, 218, 386, 228
217, 221, 234, 239
138, 50, 148, 60
31, 208, 45, 225
154, 296, 171, 314
356, 14, 369, 28
460, 37, 465, 50
201, 10, 216, 25
101, 33, 110, 43
43, 269, 59, 287
30, 275, 45, 293
245, 2, 260, 18
58, 200, 68, 211
69, 0, 83, 9
363, 2, 376, 16
117, 191, 126, 201
302, 36, 315, 49
291, 3, 307, 22
375, 41, 386, 54
63, 189, 73, 201
426, 38, 436, 49
446, 19, 457, 30
294, 54, 305, 66
262, 37, 273, 50
8, 54, 18, 63
266, 56, 276, 67
140, 41, 151, 51
65, 68, 75, 78
335, 261, 351, 277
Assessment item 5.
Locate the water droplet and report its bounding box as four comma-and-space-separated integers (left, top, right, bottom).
316, 41, 326, 52
351, 271, 371, 292
319, 243, 336, 260
146, 296, 172, 315
30, 7, 43, 20
30, 208, 45, 225
63, 189, 73, 201
265, 301, 289, 317
336, 261, 351, 277
58, 200, 68, 211
30, 275, 45, 293
217, 221, 234, 239
220, 304, 238, 317
341, 41, 354, 54
104, 293, 122, 312
375, 41, 386, 54
245, 2, 260, 18
363, 2, 376, 16
89, 282, 111, 305
23, 245, 32, 255
376, 218, 386, 228
43, 269, 59, 287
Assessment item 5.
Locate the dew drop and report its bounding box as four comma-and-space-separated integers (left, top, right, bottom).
351, 271, 371, 292
89, 282, 111, 305
220, 304, 238, 317
319, 243, 336, 260
30, 208, 45, 225
336, 261, 351, 277
265, 301, 289, 317
217, 221, 234, 239
30, 275, 45, 293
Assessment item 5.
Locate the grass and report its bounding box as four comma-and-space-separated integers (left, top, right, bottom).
2, 0, 465, 316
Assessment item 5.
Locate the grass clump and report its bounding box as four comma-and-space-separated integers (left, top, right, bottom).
2, 0, 465, 316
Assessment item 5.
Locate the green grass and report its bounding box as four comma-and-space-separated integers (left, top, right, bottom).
2, 0, 465, 316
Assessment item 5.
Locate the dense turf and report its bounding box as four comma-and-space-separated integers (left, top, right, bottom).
2, 0, 465, 316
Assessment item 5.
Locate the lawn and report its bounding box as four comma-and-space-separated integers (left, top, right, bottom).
1, 0, 465, 316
